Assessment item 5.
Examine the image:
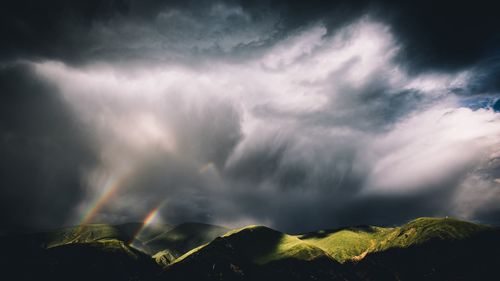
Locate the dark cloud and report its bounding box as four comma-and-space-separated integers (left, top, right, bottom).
4, 0, 500, 72
1, 0, 127, 63
385, 1, 500, 73
0, 0, 280, 64
0, 64, 97, 231
274, 0, 500, 72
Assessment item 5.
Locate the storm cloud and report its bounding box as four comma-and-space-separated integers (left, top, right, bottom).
1, 0, 500, 232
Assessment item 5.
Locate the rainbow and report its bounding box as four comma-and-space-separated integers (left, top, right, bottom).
143, 206, 161, 226
80, 171, 131, 225
129, 203, 165, 245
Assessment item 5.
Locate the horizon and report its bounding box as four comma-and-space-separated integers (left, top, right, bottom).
2, 216, 494, 236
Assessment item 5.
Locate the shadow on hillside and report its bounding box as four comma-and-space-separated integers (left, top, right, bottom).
0, 233, 163, 281
164, 226, 356, 281
350, 229, 500, 281
164, 227, 286, 280
300, 225, 377, 239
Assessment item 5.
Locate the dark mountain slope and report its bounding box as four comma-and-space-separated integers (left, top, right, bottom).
350, 228, 500, 281
145, 222, 228, 257
164, 225, 358, 281
1, 236, 162, 281
1, 218, 498, 281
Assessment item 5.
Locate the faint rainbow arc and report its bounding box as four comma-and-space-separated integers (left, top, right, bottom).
80, 170, 132, 225
143, 206, 161, 226
130, 203, 165, 244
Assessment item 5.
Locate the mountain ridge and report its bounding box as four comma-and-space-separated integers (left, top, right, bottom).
1, 217, 497, 281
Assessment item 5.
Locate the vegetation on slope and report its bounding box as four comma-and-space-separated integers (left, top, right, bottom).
351, 227, 500, 281
1, 217, 495, 281
299, 226, 394, 262
175, 225, 329, 264
299, 217, 490, 263
45, 224, 129, 248
44, 222, 171, 250
166, 225, 350, 281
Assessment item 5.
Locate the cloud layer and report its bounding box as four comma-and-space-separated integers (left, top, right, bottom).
1, 1, 500, 232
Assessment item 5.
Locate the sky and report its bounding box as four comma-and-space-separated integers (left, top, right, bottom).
1, 0, 500, 233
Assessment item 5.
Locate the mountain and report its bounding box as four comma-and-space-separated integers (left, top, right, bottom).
40, 239, 162, 281
1, 235, 163, 281
350, 226, 500, 280
300, 217, 488, 263
164, 217, 497, 281
1, 217, 498, 281
145, 222, 229, 257
44, 223, 135, 248
165, 225, 356, 281
0, 222, 171, 281
43, 222, 171, 248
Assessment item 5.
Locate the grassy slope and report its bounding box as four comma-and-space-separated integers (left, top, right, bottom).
351, 227, 500, 281
299, 226, 394, 262
174, 217, 488, 266
2, 217, 495, 281
38, 217, 490, 266
45, 224, 128, 248
300, 217, 490, 263
166, 226, 349, 281
166, 217, 493, 281
44, 222, 172, 249
175, 225, 329, 265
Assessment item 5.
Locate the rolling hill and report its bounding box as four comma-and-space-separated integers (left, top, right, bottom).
1, 217, 498, 281
351, 226, 500, 281
164, 217, 497, 281
165, 225, 355, 281
43, 222, 171, 249
1, 234, 163, 281
299, 217, 489, 263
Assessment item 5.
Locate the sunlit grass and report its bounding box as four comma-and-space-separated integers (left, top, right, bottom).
300, 217, 490, 263
45, 224, 124, 248
255, 234, 328, 264
299, 226, 394, 262
41, 217, 491, 269
174, 225, 330, 266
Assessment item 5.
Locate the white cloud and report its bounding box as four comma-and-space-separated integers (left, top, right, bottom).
32, 18, 500, 227
365, 107, 500, 194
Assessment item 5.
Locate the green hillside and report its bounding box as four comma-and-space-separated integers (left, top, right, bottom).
167, 225, 351, 281
351, 227, 500, 281
299, 225, 394, 262
164, 217, 495, 280
44, 222, 172, 250
299, 217, 490, 263
45, 224, 128, 248
175, 225, 330, 265
1, 217, 497, 281
172, 217, 490, 266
